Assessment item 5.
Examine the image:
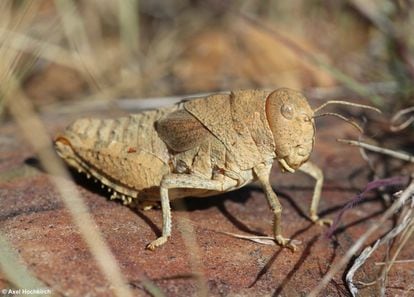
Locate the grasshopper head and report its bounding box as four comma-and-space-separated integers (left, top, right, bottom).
265, 88, 315, 173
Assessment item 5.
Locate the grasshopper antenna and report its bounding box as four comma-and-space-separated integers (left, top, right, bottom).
313, 100, 381, 133
313, 112, 363, 133
314, 100, 381, 114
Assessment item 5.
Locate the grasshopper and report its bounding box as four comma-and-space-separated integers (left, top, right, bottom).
55, 89, 380, 251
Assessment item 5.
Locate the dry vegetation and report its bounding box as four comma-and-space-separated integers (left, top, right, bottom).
1, 0, 414, 296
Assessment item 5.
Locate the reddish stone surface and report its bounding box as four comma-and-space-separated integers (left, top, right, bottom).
0, 107, 412, 297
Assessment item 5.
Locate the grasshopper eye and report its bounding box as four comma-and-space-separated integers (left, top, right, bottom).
280, 103, 294, 119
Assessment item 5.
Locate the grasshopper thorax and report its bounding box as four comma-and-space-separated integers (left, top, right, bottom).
265, 88, 315, 172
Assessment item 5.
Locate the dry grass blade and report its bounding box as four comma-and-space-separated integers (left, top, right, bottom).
338, 132, 414, 295
174, 201, 209, 297
305, 81, 398, 101
119, 0, 140, 60
346, 210, 413, 296
0, 233, 48, 293
238, 12, 385, 105
4, 77, 137, 297
0, 1, 38, 111
0, 2, 145, 295
0, 28, 84, 70
378, 219, 414, 296
53, 0, 105, 91
308, 180, 414, 297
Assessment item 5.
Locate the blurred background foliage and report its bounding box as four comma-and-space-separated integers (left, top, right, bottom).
0, 0, 414, 119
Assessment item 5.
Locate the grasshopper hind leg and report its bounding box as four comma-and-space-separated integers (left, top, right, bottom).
146, 173, 236, 250
146, 187, 172, 250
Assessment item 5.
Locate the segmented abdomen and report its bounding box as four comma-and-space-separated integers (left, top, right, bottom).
55, 107, 176, 201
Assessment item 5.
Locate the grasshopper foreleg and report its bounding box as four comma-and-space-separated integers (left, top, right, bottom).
299, 161, 332, 226
254, 163, 297, 251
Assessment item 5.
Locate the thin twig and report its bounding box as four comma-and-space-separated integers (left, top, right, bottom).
308, 181, 414, 297
346, 240, 380, 297
337, 139, 414, 163
376, 259, 414, 265
347, 211, 413, 296
216, 231, 302, 246
391, 106, 414, 132
379, 221, 414, 286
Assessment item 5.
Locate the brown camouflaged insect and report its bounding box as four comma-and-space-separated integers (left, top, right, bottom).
55, 88, 380, 251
